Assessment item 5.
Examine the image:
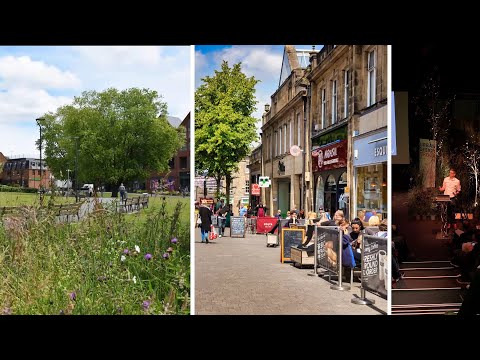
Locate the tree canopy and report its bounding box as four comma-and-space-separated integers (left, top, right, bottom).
39, 88, 185, 192
195, 61, 259, 201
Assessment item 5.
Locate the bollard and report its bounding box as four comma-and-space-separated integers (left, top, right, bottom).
330, 228, 350, 291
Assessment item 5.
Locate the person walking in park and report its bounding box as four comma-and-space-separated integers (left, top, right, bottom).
199, 203, 213, 243
119, 183, 126, 201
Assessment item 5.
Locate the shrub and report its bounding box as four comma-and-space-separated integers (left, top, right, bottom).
0, 185, 38, 193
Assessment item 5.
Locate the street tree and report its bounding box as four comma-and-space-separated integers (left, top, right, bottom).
39, 88, 185, 197
195, 61, 259, 204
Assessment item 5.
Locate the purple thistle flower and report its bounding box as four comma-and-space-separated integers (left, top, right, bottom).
2, 307, 12, 315
142, 300, 151, 311
171, 238, 178, 244
144, 253, 152, 261
163, 252, 169, 259
69, 292, 76, 301
123, 249, 129, 255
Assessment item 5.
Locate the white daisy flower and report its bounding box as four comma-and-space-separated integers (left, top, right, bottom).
133, 276, 137, 284
121, 255, 126, 262
135, 245, 140, 253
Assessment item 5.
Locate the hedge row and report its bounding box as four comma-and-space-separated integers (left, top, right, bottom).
0, 185, 38, 193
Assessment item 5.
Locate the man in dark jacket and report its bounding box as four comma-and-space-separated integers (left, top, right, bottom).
199, 204, 213, 243
217, 203, 230, 237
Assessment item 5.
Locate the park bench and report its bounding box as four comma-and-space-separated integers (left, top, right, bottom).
0, 206, 23, 218
140, 194, 149, 209
118, 198, 134, 213
132, 196, 141, 211
58, 202, 84, 222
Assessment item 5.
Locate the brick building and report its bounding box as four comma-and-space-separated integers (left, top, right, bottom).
146, 112, 190, 192
0, 155, 52, 189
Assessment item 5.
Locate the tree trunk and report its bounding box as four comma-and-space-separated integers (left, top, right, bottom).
215, 175, 222, 200
225, 173, 231, 206
111, 183, 119, 198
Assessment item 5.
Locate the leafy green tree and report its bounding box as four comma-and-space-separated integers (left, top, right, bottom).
39, 88, 184, 197
195, 61, 259, 203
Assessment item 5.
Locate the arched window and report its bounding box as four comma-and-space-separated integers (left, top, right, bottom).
325, 174, 337, 192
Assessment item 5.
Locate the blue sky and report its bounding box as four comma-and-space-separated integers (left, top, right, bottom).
0, 46, 191, 158
195, 45, 322, 139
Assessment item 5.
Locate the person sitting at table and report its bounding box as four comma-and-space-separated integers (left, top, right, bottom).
267, 209, 297, 234
300, 211, 320, 248
368, 210, 380, 226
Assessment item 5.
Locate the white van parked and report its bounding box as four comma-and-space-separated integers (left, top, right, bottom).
80, 184, 94, 197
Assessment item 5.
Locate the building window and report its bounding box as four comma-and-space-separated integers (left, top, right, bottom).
344, 70, 349, 118
289, 118, 293, 148
321, 88, 326, 128
275, 131, 278, 157
367, 50, 376, 106
279, 127, 282, 155
180, 157, 188, 169
332, 80, 337, 124
168, 158, 175, 169
245, 180, 250, 194
297, 113, 301, 147
284, 124, 287, 153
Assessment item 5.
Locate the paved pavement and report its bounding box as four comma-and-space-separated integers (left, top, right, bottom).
195, 228, 387, 315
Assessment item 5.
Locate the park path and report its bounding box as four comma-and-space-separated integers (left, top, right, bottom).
195, 228, 387, 315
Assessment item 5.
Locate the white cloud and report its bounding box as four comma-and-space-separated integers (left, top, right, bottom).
0, 88, 72, 124
0, 123, 39, 158
70, 46, 191, 119
72, 46, 163, 67
195, 51, 208, 72
214, 46, 282, 82
0, 56, 81, 89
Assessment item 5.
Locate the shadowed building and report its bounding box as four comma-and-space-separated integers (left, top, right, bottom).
146, 113, 190, 193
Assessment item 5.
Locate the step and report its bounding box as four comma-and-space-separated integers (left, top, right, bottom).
400, 261, 452, 270
392, 288, 465, 306
401, 268, 460, 277
396, 277, 460, 289
392, 303, 461, 315
392, 311, 458, 315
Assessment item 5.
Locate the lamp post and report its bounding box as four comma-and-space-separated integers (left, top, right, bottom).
67, 169, 71, 197
74, 137, 79, 203
36, 117, 45, 206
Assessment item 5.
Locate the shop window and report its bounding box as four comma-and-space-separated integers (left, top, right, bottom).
356, 163, 387, 219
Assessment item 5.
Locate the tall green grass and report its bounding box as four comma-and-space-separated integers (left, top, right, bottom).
0, 198, 190, 315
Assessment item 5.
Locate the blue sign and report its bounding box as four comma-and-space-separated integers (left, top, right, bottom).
353, 130, 387, 167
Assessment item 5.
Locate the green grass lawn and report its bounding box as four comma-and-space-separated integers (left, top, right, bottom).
0, 192, 73, 206
118, 196, 189, 225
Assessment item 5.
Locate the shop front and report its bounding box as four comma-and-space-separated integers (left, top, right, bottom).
353, 129, 387, 222
312, 139, 348, 218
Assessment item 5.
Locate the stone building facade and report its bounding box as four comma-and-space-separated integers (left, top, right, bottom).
261, 46, 312, 216
308, 45, 388, 220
